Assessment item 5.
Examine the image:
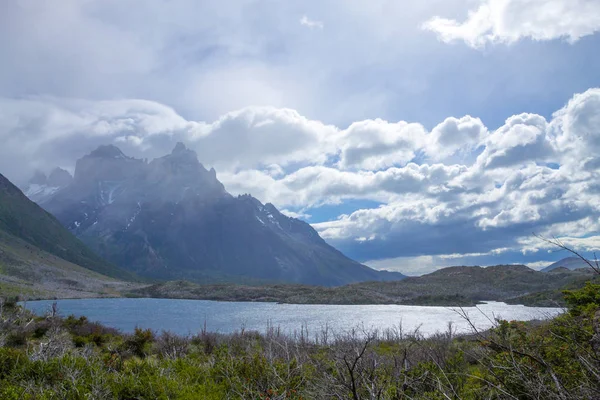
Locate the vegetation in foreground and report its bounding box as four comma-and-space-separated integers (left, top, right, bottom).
1, 275, 599, 399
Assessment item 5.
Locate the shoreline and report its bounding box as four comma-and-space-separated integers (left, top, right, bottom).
20, 295, 566, 308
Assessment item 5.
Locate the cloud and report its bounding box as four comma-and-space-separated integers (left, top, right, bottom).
427, 116, 487, 161
365, 247, 513, 276
337, 120, 427, 170
300, 15, 324, 29
1, 1, 600, 274
518, 235, 600, 254
280, 209, 312, 220
549, 88, 600, 169
476, 113, 553, 169
1, 88, 599, 271
526, 260, 554, 271
423, 0, 600, 48
2, 0, 598, 141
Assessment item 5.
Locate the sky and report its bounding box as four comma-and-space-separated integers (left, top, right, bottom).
1, 0, 600, 275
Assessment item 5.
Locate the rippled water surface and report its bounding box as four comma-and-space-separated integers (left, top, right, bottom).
24, 298, 564, 337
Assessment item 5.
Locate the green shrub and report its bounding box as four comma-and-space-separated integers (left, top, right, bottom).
563, 282, 600, 316
0, 348, 24, 379
123, 327, 154, 358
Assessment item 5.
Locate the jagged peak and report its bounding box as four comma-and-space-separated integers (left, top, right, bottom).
29, 170, 47, 185
88, 144, 128, 159
264, 203, 279, 214
49, 167, 71, 176
169, 142, 198, 161
47, 167, 73, 187
172, 142, 188, 154
161, 142, 202, 169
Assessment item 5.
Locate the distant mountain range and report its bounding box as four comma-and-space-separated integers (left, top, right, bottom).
542, 257, 594, 272
24, 143, 404, 286
131, 264, 596, 307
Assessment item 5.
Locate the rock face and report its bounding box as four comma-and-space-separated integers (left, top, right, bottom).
39, 143, 403, 286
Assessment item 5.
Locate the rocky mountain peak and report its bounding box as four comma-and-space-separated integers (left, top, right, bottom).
165, 142, 201, 167
264, 203, 279, 214
29, 170, 47, 185
89, 144, 128, 159
47, 168, 73, 187
172, 142, 188, 154
23, 168, 71, 205
146, 143, 224, 198
74, 145, 144, 183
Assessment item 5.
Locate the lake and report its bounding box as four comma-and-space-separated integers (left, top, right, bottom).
23, 298, 564, 338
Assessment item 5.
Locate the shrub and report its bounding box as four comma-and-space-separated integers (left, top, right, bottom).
123, 327, 154, 358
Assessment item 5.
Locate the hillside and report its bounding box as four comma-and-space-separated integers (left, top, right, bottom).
129, 264, 593, 306
0, 173, 136, 298
0, 173, 130, 280
0, 229, 138, 300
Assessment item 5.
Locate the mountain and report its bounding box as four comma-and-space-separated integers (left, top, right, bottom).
541, 257, 594, 272
38, 143, 404, 286
0, 173, 134, 299
23, 167, 73, 204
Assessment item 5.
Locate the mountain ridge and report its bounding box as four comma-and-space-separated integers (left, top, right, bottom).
35, 143, 405, 286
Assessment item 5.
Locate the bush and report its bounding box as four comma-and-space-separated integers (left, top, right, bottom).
0, 348, 24, 379
564, 282, 600, 316
123, 327, 154, 358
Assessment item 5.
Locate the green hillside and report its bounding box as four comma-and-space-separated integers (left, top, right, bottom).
0, 173, 131, 281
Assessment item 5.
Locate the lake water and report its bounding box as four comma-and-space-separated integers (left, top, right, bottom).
23, 298, 564, 338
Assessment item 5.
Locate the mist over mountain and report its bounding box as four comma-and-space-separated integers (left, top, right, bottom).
24, 167, 73, 205
32, 143, 403, 286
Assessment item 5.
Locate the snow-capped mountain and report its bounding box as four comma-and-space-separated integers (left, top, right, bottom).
23, 167, 73, 204
34, 143, 402, 286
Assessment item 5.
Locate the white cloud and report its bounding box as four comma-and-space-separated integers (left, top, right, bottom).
427, 116, 487, 161
219, 163, 466, 208
423, 0, 600, 48
549, 88, 600, 169
337, 120, 427, 170
300, 15, 324, 29
518, 235, 600, 254
0, 0, 470, 127
526, 260, 554, 270
190, 107, 340, 170
1, 1, 600, 273
365, 248, 512, 275
280, 209, 312, 220
1, 88, 599, 270
366, 255, 440, 276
